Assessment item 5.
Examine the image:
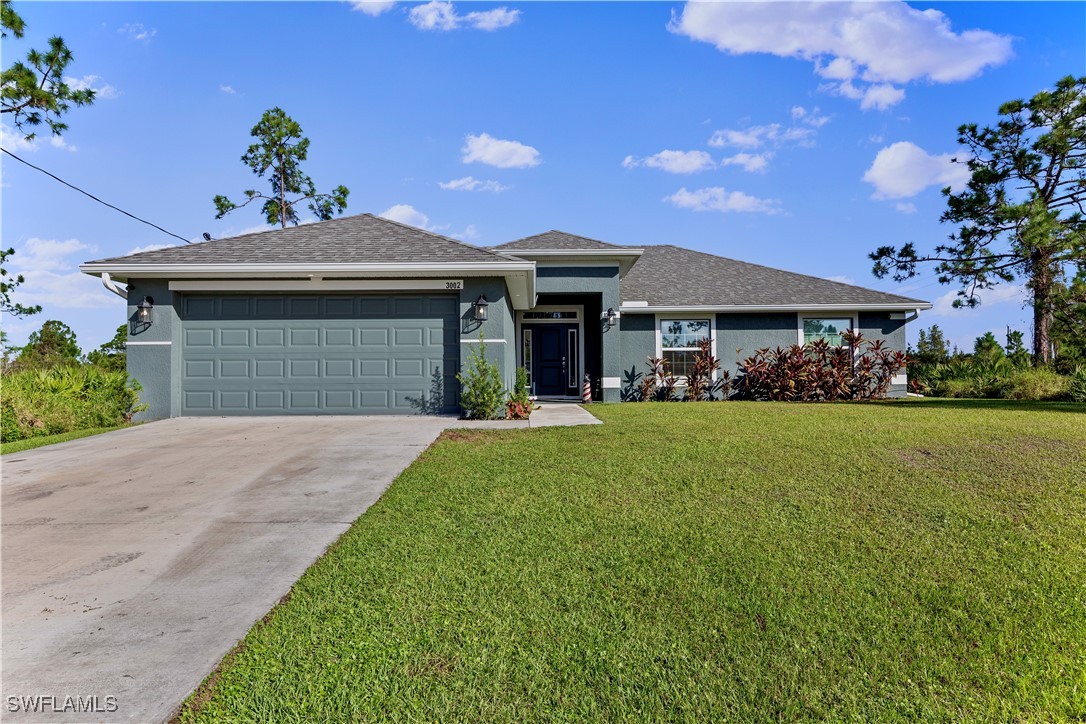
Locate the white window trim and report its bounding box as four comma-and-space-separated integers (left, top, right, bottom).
655, 314, 717, 382
796, 311, 858, 347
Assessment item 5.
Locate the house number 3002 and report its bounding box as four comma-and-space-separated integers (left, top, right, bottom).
445, 281, 463, 290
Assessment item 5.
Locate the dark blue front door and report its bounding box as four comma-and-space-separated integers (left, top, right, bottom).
531, 324, 575, 396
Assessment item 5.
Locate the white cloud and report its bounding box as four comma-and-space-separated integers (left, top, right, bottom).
118, 23, 157, 42
933, 284, 1026, 315
622, 149, 716, 174
1, 123, 76, 152
669, 2, 1012, 109
451, 224, 478, 241
664, 187, 781, 214
219, 85, 237, 95
708, 122, 814, 150
408, 1, 519, 31
64, 75, 119, 100
462, 133, 540, 169
863, 141, 971, 199
127, 243, 176, 255
439, 176, 510, 193
720, 152, 771, 173
350, 0, 396, 16
790, 105, 830, 128
7, 238, 119, 310
827, 275, 857, 285
379, 204, 431, 229
894, 202, 918, 214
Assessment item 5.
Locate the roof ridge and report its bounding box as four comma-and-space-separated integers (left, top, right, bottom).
363, 213, 511, 261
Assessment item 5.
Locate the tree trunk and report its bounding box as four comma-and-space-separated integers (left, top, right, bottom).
1031, 251, 1055, 365
279, 152, 286, 229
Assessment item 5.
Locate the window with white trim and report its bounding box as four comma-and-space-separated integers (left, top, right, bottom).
802, 317, 852, 346
660, 319, 710, 377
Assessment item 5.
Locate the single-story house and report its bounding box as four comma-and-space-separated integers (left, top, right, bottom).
80, 213, 931, 418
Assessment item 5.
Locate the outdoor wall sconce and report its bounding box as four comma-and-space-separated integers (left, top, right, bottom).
473, 294, 489, 322
137, 296, 154, 324
602, 307, 618, 328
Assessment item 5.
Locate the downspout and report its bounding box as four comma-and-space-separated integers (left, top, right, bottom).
100, 272, 128, 300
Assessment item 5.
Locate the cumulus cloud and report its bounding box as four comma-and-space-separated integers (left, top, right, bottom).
664, 187, 781, 214
863, 141, 971, 199
462, 133, 540, 169
408, 1, 519, 31
895, 201, 918, 214
451, 224, 479, 241
379, 204, 432, 229
350, 0, 396, 16
6, 238, 119, 310
219, 85, 236, 95
669, 2, 1013, 110
933, 283, 1026, 315
118, 23, 157, 42
1, 123, 76, 152
64, 75, 119, 100
790, 105, 830, 128
127, 243, 177, 255
720, 152, 771, 173
708, 123, 814, 150
622, 149, 716, 174
439, 176, 510, 193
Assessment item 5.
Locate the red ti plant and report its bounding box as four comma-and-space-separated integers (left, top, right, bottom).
684, 338, 722, 401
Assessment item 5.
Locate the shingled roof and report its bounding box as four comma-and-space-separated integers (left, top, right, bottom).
494, 230, 628, 251
620, 245, 927, 307
84, 213, 510, 265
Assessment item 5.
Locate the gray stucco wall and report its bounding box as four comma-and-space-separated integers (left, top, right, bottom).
859, 311, 908, 396
125, 279, 176, 421
617, 310, 910, 400
536, 266, 622, 401
458, 278, 516, 395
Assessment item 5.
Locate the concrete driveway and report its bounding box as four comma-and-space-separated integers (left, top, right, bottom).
1, 416, 453, 723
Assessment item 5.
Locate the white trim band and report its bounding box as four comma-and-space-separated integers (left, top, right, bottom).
169, 279, 464, 292
126, 340, 172, 346
622, 303, 931, 312
461, 338, 507, 343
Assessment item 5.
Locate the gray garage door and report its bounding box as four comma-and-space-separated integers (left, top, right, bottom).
180, 294, 459, 415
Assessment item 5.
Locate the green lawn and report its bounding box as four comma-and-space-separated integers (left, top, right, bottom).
180, 400, 1086, 721
0, 425, 133, 455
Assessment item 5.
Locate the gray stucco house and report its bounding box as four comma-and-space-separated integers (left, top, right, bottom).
80, 214, 931, 418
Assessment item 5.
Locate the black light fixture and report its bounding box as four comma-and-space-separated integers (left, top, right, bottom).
602, 307, 618, 328
473, 294, 489, 322
137, 296, 154, 324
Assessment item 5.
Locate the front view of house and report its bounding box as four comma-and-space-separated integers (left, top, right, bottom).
80, 214, 931, 418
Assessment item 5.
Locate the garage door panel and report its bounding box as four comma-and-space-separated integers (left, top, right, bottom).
181, 293, 459, 415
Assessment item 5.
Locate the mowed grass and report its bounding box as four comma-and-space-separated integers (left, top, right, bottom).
0, 424, 133, 455
180, 400, 1086, 721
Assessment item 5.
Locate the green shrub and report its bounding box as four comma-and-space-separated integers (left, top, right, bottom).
506, 367, 534, 420
456, 336, 505, 420
0, 366, 146, 442
1069, 368, 1086, 403
994, 368, 1072, 401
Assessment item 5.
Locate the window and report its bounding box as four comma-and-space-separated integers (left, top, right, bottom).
660, 319, 710, 377
523, 311, 578, 320
802, 317, 852, 346
522, 328, 533, 386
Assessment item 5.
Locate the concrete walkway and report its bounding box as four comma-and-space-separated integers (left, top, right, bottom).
455, 401, 603, 429
0, 407, 600, 722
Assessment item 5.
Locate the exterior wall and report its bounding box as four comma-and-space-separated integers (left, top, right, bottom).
535, 266, 622, 401
459, 277, 516, 395
618, 313, 656, 401
125, 279, 177, 421
716, 312, 797, 374
859, 311, 908, 397
616, 311, 909, 400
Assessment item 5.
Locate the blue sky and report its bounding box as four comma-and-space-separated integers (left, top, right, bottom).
3, 1, 1083, 352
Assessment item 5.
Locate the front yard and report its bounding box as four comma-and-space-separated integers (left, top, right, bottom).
181, 401, 1086, 721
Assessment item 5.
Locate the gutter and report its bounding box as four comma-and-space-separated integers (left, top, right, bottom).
99, 272, 128, 300
619, 303, 933, 313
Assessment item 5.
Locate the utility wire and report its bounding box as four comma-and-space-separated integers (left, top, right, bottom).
1, 146, 193, 244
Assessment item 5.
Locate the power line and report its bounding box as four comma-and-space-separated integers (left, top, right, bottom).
1, 146, 193, 245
